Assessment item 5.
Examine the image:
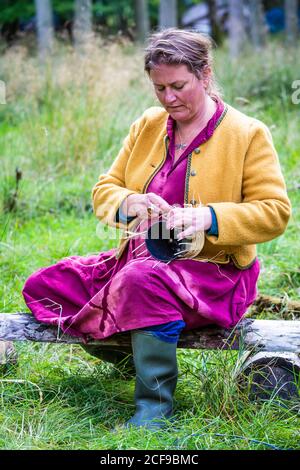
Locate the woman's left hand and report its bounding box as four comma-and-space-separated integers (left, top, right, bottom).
165, 206, 212, 240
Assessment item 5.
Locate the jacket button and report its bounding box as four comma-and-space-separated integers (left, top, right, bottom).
194, 148, 201, 154
190, 170, 196, 176
190, 199, 197, 205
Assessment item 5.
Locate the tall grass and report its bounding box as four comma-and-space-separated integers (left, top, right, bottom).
0, 37, 299, 449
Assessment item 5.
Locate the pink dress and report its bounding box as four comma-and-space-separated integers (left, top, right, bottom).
22, 100, 260, 343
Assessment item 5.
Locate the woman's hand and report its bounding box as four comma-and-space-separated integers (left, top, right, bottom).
165, 206, 212, 240
121, 193, 171, 219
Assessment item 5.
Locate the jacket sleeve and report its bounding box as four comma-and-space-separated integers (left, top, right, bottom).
92, 115, 145, 229
205, 121, 291, 246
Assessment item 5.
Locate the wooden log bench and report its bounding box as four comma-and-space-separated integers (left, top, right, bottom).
1, 311, 300, 402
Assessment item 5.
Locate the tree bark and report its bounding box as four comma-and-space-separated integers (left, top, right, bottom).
237, 351, 300, 400
34, 0, 54, 57
159, 0, 177, 29
228, 0, 247, 58
0, 341, 18, 366
285, 0, 299, 46
250, 294, 300, 318
134, 0, 150, 43
1, 313, 300, 352
73, 0, 93, 48
207, 0, 223, 45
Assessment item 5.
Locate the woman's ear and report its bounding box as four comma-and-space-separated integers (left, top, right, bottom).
202, 65, 212, 77
201, 66, 212, 89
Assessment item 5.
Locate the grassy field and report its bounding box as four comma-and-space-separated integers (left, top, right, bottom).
0, 37, 299, 450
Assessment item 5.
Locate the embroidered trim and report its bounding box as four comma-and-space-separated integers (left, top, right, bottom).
215, 104, 228, 129
142, 135, 169, 194
184, 153, 193, 205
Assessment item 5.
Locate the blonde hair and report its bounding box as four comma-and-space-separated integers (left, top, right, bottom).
144, 28, 222, 99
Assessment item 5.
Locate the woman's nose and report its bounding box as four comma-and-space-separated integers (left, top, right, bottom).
164, 89, 177, 104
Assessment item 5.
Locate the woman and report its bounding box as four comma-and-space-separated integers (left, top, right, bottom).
22, 29, 291, 430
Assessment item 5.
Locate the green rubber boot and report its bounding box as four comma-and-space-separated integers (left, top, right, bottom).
80, 344, 135, 378
125, 330, 178, 430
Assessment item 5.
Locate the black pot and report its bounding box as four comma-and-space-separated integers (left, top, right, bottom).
145, 220, 190, 262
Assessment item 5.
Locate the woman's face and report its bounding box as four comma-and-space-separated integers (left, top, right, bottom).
149, 63, 209, 122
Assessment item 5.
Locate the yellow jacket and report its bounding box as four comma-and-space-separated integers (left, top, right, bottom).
92, 104, 291, 269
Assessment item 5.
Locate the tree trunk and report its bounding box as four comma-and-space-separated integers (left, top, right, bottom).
1, 313, 300, 353
0, 341, 18, 366
207, 0, 223, 45
228, 0, 247, 58
250, 293, 300, 318
159, 0, 177, 29
134, 0, 150, 43
248, 0, 266, 49
34, 0, 54, 57
73, 0, 93, 48
285, 0, 298, 46
237, 351, 300, 401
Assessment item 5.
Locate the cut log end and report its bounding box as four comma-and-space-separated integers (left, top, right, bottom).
0, 341, 18, 367
237, 352, 300, 402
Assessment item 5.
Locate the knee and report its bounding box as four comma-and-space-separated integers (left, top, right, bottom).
119, 260, 153, 289
22, 265, 52, 299
22, 269, 42, 295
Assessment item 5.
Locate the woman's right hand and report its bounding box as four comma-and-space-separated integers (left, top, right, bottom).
121, 193, 171, 219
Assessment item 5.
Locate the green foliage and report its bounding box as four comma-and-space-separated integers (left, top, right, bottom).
52, 0, 75, 17
0, 0, 35, 23
93, 0, 135, 27
0, 0, 160, 32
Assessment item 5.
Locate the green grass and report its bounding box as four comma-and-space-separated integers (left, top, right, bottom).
0, 38, 300, 450
0, 344, 299, 450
